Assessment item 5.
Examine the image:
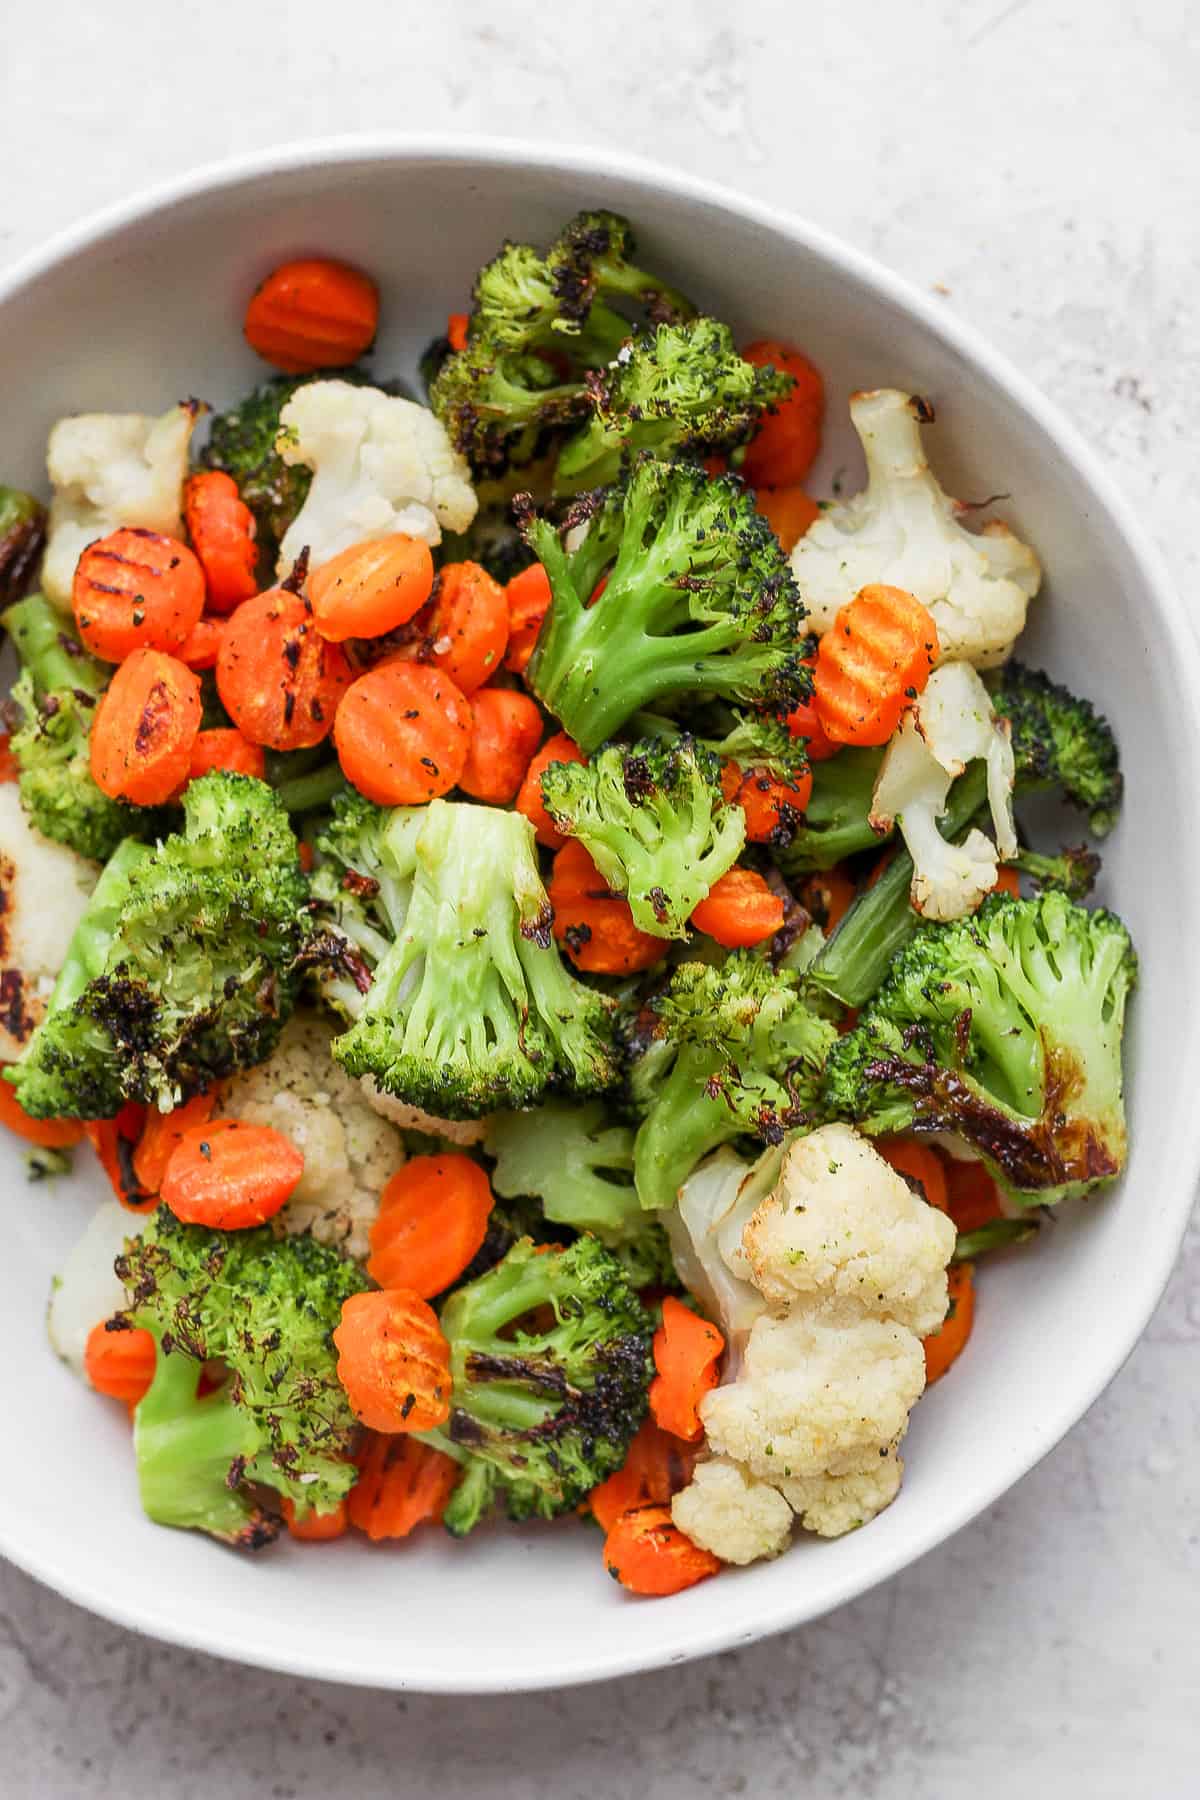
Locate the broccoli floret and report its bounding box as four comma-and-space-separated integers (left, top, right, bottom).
10, 773, 307, 1117
483, 1099, 676, 1288
989, 661, 1122, 836
422, 1235, 653, 1534
823, 891, 1137, 1203
312, 795, 617, 1116
554, 319, 794, 493
115, 1207, 367, 1545
1011, 842, 1101, 901
521, 460, 808, 752
540, 733, 746, 938
630, 952, 838, 1213
0, 485, 47, 605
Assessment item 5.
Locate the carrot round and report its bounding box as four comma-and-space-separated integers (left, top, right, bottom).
690, 868, 784, 948
548, 840, 663, 974
333, 1289, 451, 1434
446, 312, 470, 353
516, 731, 585, 847
723, 762, 813, 843
504, 563, 552, 675
458, 687, 544, 805
347, 1432, 459, 1540
785, 661, 839, 762
813, 585, 939, 748
367, 1154, 494, 1299
740, 340, 825, 488
334, 660, 471, 805
282, 1496, 347, 1541
603, 1504, 722, 1596
876, 1137, 948, 1214
409, 561, 508, 694
244, 257, 379, 374
84, 1320, 156, 1405
132, 1090, 219, 1196
589, 1419, 697, 1534
0, 735, 20, 783
186, 728, 266, 783
649, 1297, 725, 1443
73, 527, 205, 663
924, 1262, 975, 1385
89, 649, 202, 805
943, 1159, 1005, 1235
83, 1104, 152, 1211
216, 588, 352, 751
177, 616, 227, 670
992, 865, 1021, 899
754, 484, 821, 552
184, 471, 259, 613
0, 1074, 84, 1148
160, 1118, 304, 1230
309, 535, 434, 643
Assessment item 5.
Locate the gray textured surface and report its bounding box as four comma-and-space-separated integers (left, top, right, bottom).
2, 2, 1199, 1793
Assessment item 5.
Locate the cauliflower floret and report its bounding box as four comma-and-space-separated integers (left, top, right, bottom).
671, 1457, 794, 1565
791, 389, 1041, 668
0, 784, 95, 1058
662, 1144, 776, 1366
276, 380, 477, 574
742, 1123, 955, 1335
47, 1200, 150, 1377
216, 1011, 404, 1260
359, 1080, 491, 1147
778, 1457, 903, 1539
870, 661, 1016, 922
42, 402, 200, 607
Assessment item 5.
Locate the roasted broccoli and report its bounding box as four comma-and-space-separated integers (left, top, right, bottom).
521, 460, 808, 752
630, 952, 839, 1213
421, 1235, 653, 1534
553, 318, 794, 493
310, 794, 617, 1116
989, 661, 1122, 835
823, 891, 1136, 1203
1010, 842, 1101, 901
9, 773, 307, 1117
0, 485, 46, 605
774, 746, 885, 873
540, 734, 745, 938
115, 1207, 367, 1545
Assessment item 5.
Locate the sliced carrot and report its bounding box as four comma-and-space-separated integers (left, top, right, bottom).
177, 616, 227, 670
0, 735, 20, 783
186, 728, 266, 783
403, 562, 508, 694
754, 485, 821, 552
89, 649, 202, 805
515, 731, 585, 848
604, 1504, 721, 1596
588, 1419, 697, 1534
0, 1074, 84, 1148
347, 1432, 459, 1540
333, 1289, 452, 1433
244, 257, 379, 374
785, 660, 839, 762
992, 865, 1021, 898
924, 1262, 975, 1384
184, 472, 259, 613
282, 1497, 348, 1541
943, 1158, 1005, 1235
446, 312, 470, 354
72, 528, 206, 663
547, 840, 664, 974
132, 1090, 219, 1196
309, 535, 435, 643
865, 846, 898, 890
367, 1154, 494, 1299
649, 1297, 725, 1443
740, 341, 825, 489
690, 868, 784, 947
333, 660, 471, 805
83, 1103, 152, 1210
160, 1118, 304, 1230
813, 585, 939, 748
216, 588, 352, 751
876, 1137, 948, 1213
503, 563, 552, 675
723, 762, 813, 843
458, 687, 544, 805
84, 1320, 156, 1405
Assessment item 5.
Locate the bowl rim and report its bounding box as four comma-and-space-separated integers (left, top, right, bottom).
2, 131, 1198, 1694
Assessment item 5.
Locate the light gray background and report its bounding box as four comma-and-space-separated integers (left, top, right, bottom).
2, 2, 1198, 1794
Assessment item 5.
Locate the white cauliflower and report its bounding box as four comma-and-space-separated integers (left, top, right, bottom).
662, 1145, 776, 1367
215, 1011, 404, 1261
871, 660, 1017, 922
47, 1200, 149, 1377
275, 380, 477, 574
42, 402, 201, 607
0, 784, 95, 1058
359, 1080, 492, 1147
671, 1124, 955, 1559
790, 389, 1041, 668
671, 1456, 794, 1566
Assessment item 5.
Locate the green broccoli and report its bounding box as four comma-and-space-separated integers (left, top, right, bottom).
774, 746, 885, 873
630, 952, 838, 1213
823, 891, 1136, 1203
520, 460, 808, 752
0, 485, 46, 605
310, 794, 617, 1116
420, 1236, 653, 1534
553, 318, 794, 493
989, 661, 1122, 835
484, 1099, 676, 1288
540, 733, 746, 938
9, 773, 307, 1118
1010, 842, 1101, 901
115, 1207, 367, 1545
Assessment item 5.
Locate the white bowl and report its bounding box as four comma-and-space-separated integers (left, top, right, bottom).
1, 137, 1197, 1694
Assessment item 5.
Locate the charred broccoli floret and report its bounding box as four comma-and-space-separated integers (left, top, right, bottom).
0, 485, 47, 605
521, 460, 808, 751
9, 774, 307, 1117
989, 661, 1122, 835
540, 733, 745, 938
422, 1235, 653, 1534
823, 891, 1136, 1203
554, 318, 794, 493
115, 1207, 367, 1546
1010, 842, 1101, 901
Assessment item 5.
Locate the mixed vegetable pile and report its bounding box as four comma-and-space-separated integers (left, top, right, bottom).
0, 211, 1133, 1597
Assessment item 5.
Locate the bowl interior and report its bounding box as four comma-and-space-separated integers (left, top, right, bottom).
1, 143, 1196, 1692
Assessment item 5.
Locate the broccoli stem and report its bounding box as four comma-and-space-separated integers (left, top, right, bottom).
52, 837, 153, 1010
133, 1346, 263, 1541
633, 1063, 737, 1214
273, 762, 348, 816
953, 1218, 1038, 1261
2, 595, 106, 699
